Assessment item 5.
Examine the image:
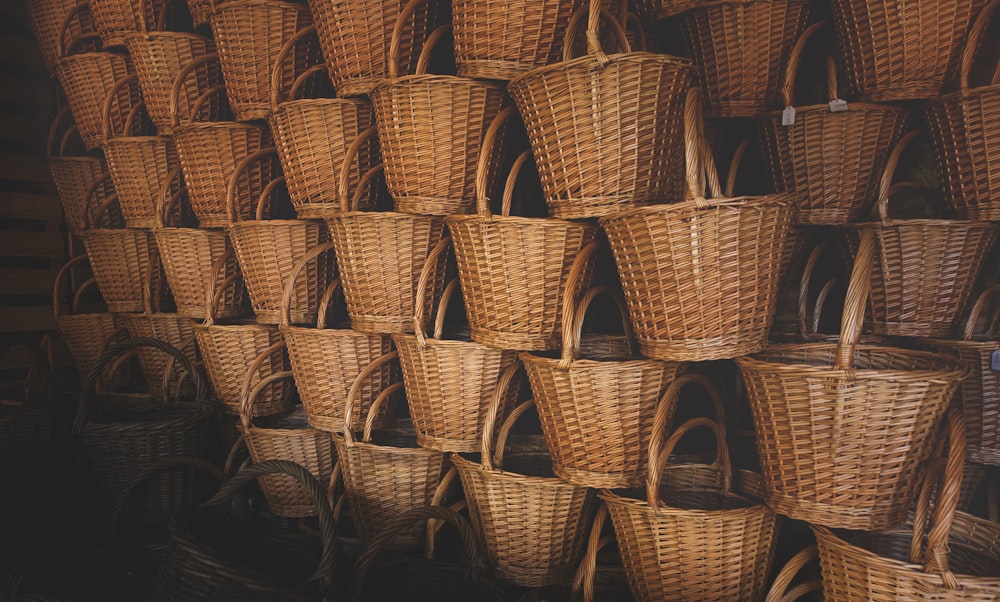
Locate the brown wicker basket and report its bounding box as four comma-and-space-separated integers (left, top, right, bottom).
88, 0, 178, 48
370, 14, 506, 216
281, 243, 399, 433
446, 110, 600, 351
269, 26, 381, 219
27, 0, 100, 73
307, 0, 446, 98
736, 228, 969, 530
326, 128, 451, 335
186, 0, 211, 28
763, 546, 822, 602
393, 237, 520, 452
332, 351, 447, 549
844, 131, 999, 338
600, 88, 797, 361
507, 0, 695, 218
925, 0, 1000, 222
600, 417, 779, 602
209, 0, 320, 122
758, 21, 911, 226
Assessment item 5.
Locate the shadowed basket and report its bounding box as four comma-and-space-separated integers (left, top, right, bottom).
26, 0, 99, 73
88, 0, 178, 48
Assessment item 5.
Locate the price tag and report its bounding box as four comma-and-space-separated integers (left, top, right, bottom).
992, 349, 1000, 371
829, 98, 849, 112
782, 106, 796, 126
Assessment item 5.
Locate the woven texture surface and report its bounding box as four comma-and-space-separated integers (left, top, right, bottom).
27, 0, 99, 72
154, 229, 244, 320
104, 135, 181, 229
122, 313, 200, 399
88, 0, 176, 48
82, 228, 165, 314
56, 52, 139, 151
48, 156, 114, 233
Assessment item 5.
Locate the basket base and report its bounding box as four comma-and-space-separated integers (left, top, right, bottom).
705, 99, 771, 119
305, 411, 385, 434
764, 487, 909, 530
197, 215, 230, 229
254, 308, 317, 326
863, 80, 943, 102
457, 59, 537, 82
869, 321, 953, 338
415, 431, 480, 453
470, 326, 559, 352
333, 76, 380, 99
293, 202, 342, 220
348, 313, 413, 335
637, 331, 767, 362
796, 206, 865, 226
394, 196, 475, 216
553, 464, 643, 489
546, 195, 656, 220
954, 204, 1000, 222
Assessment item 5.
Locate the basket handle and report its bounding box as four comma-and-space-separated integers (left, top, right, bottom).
135, 0, 174, 33
915, 408, 966, 588
388, 0, 431, 79
100, 74, 141, 140
169, 53, 222, 128
225, 147, 278, 223
683, 87, 723, 205
763, 546, 821, 602
499, 149, 534, 217
413, 236, 453, 346
961, 0, 1000, 93
424, 465, 461, 559
81, 171, 117, 230
414, 24, 451, 76
72, 277, 102, 316
723, 138, 751, 198
56, 1, 101, 59
562, 2, 629, 63
833, 224, 875, 370
52, 254, 90, 318
571, 503, 611, 602
342, 351, 400, 446
474, 106, 518, 219
270, 25, 325, 109
963, 283, 1000, 341
565, 283, 636, 367
156, 164, 184, 228
797, 241, 833, 339
238, 340, 287, 422
281, 242, 337, 329
338, 126, 383, 214
647, 416, 731, 513
557, 240, 624, 367
47, 106, 74, 158
874, 130, 922, 224
240, 369, 294, 431
479, 358, 524, 471
202, 247, 239, 326
491, 399, 537, 469
780, 21, 834, 107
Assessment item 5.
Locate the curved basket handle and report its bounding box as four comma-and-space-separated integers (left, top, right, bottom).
683, 87, 723, 206
414, 24, 452, 75
963, 283, 1000, 341
474, 106, 518, 219
874, 130, 923, 224
647, 416, 730, 513
764, 546, 821, 602
780, 21, 833, 107
254, 174, 286, 221
797, 241, 831, 339
237, 340, 287, 427
52, 254, 91, 318
424, 465, 461, 559
562, 1, 630, 63
109, 456, 224, 536
499, 149, 534, 217
918, 408, 966, 588
202, 247, 239, 326
101, 74, 141, 141
225, 147, 278, 223
412, 236, 453, 346
961, 0, 1000, 93
342, 351, 400, 445
239, 369, 295, 431
169, 53, 221, 128
723, 138, 751, 198
572, 503, 611, 602
479, 358, 524, 471
388, 0, 430, 79
337, 126, 382, 214
557, 241, 624, 368
834, 228, 875, 370
811, 277, 839, 336
281, 242, 336, 328
47, 106, 75, 158
270, 25, 325, 109
156, 164, 185, 228
647, 374, 728, 480
491, 399, 536, 469
431, 279, 460, 340
565, 285, 636, 367
81, 171, 117, 230
71, 277, 102, 315
360, 381, 405, 443
56, 1, 100, 59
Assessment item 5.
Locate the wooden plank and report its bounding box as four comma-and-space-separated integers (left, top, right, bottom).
0, 114, 49, 149
0, 231, 65, 257
0, 305, 56, 332
0, 152, 56, 186
0, 37, 47, 72
0, 268, 58, 295
0, 74, 54, 113
0, 192, 64, 221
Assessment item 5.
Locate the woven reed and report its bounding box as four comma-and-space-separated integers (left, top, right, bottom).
281, 242, 399, 433
209, 0, 319, 122
763, 547, 822, 602
736, 228, 969, 529
121, 314, 199, 399
601, 88, 797, 361
447, 110, 599, 351
925, 0, 1000, 222
370, 16, 506, 216
332, 351, 446, 549
307, 0, 445, 98
814, 409, 1000, 600
600, 417, 779, 602
845, 131, 999, 338
268, 26, 380, 219
26, 0, 99, 73
452, 377, 598, 588
88, 0, 176, 48
186, 0, 211, 28
508, 0, 694, 218
758, 21, 910, 226
393, 237, 520, 452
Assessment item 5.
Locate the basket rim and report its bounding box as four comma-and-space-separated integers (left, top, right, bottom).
271, 96, 371, 114
598, 192, 798, 226
392, 331, 493, 351
332, 432, 439, 457
508, 50, 694, 90
445, 212, 596, 230
371, 73, 506, 94
173, 120, 262, 135
928, 81, 1000, 105
519, 351, 665, 369
736, 342, 969, 376
451, 450, 576, 490
763, 101, 909, 119
125, 30, 213, 44
597, 488, 770, 519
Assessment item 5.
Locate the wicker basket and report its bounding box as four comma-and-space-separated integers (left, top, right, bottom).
925, 0, 1000, 222
844, 131, 999, 338
332, 351, 447, 549
600, 417, 779, 602
601, 88, 797, 361
269, 26, 381, 219
370, 13, 506, 216
736, 228, 969, 530
326, 128, 451, 335
447, 110, 600, 351
758, 21, 910, 226
27, 0, 100, 73
281, 242, 399, 433
452, 373, 599, 587
763, 547, 822, 602
209, 0, 320, 122
307, 0, 446, 98
186, 0, 211, 28
508, 0, 694, 218
88, 0, 178, 48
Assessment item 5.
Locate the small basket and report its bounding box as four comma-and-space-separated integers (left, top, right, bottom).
88, 0, 179, 48
209, 0, 320, 122
26, 0, 99, 73
307, 0, 446, 98
508, 0, 695, 218
370, 10, 506, 216
446, 109, 600, 351
925, 0, 1000, 222
280, 242, 399, 433
268, 26, 381, 219
757, 21, 911, 226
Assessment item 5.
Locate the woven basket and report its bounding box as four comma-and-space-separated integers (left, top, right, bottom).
194, 252, 291, 416
925, 0, 1000, 222
186, 0, 211, 28
601, 88, 797, 361
89, 0, 178, 48
281, 242, 399, 433
452, 375, 599, 588
447, 110, 600, 351
736, 228, 969, 530
209, 0, 320, 122
814, 409, 1000, 600
27, 0, 100, 73
327, 128, 451, 335
758, 21, 910, 226
332, 351, 447, 549
269, 26, 380, 219
844, 131, 999, 338
762, 547, 823, 602
307, 0, 445, 98
830, 0, 987, 101
508, 0, 694, 218
600, 417, 779, 602
370, 13, 506, 216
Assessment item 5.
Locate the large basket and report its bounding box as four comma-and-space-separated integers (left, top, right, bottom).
88, 0, 179, 48
46, 106, 118, 233
268, 26, 380, 219
736, 228, 969, 530
521, 266, 684, 488
281, 243, 399, 433
370, 9, 506, 216
209, 0, 320, 122
306, 0, 445, 98
452, 374, 599, 587
27, 0, 99, 73
844, 131, 998, 338
327, 128, 451, 335
925, 0, 1000, 222
758, 21, 910, 226
600, 88, 797, 361
332, 351, 447, 549
600, 417, 779, 602
508, 0, 694, 218
831, 0, 988, 101
447, 110, 600, 351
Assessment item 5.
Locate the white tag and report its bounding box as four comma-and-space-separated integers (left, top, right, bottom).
781, 106, 796, 126
829, 98, 849, 112
992, 349, 1000, 371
